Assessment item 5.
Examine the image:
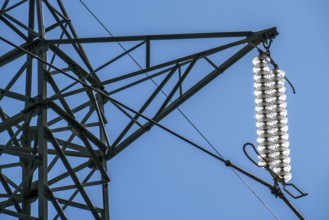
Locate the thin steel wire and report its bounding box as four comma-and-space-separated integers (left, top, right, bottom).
78, 1, 280, 219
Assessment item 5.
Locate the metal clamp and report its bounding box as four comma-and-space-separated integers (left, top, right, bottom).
243, 142, 308, 199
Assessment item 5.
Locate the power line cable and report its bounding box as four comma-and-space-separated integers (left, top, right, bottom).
78, 1, 280, 219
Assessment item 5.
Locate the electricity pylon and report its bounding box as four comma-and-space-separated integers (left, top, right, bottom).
0, 1, 278, 219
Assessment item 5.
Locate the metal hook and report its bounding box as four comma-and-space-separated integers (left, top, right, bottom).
261, 33, 272, 52
243, 143, 283, 181
243, 142, 267, 168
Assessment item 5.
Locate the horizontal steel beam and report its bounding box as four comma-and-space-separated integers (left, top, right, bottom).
46, 30, 256, 45
0, 208, 37, 220
0, 39, 42, 67
56, 198, 103, 213
0, 88, 32, 102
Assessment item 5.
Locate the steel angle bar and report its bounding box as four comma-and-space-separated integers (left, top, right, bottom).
4, 117, 31, 149
47, 149, 91, 158
48, 136, 78, 174
45, 186, 68, 220
27, 0, 35, 40
0, 58, 31, 101
0, 208, 37, 220
109, 99, 145, 129
53, 169, 96, 220
46, 71, 75, 117
153, 58, 197, 121
112, 64, 180, 147
78, 135, 110, 181
54, 138, 89, 153
0, 172, 22, 213
0, 146, 35, 159
43, 1, 69, 22
51, 180, 103, 192
49, 102, 108, 152
45, 19, 67, 33
87, 90, 111, 149
0, 16, 28, 40
0, 166, 36, 211
0, 109, 35, 133
47, 87, 89, 103
1, 0, 10, 11
36, 1, 48, 217
63, 66, 108, 141
0, 88, 31, 102
0, 162, 22, 169
47, 161, 91, 186
47, 107, 94, 173
46, 131, 102, 220
107, 65, 175, 95
178, 65, 183, 97
95, 40, 146, 72
25, 0, 34, 140
84, 122, 101, 127
202, 55, 220, 70
146, 38, 151, 69
46, 31, 255, 45
50, 126, 73, 133
49, 67, 71, 75
0, 145, 33, 153
47, 22, 67, 74
100, 153, 110, 220
278, 193, 305, 220
49, 45, 103, 89
43, 0, 94, 73
2, 0, 28, 13
57, 0, 96, 73
0, 108, 20, 146
0, 174, 19, 191
2, 12, 40, 38
55, 198, 103, 214
0, 39, 43, 67
47, 101, 91, 126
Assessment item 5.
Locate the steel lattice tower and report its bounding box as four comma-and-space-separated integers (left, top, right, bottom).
0, 1, 278, 219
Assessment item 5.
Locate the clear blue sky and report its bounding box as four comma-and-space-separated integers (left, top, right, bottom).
1, 0, 329, 219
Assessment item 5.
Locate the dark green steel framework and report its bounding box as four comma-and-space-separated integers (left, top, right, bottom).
0, 0, 303, 219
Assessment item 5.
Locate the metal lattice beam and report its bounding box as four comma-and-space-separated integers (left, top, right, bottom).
0, 1, 292, 219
